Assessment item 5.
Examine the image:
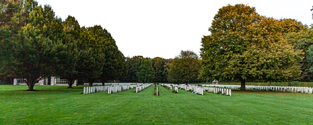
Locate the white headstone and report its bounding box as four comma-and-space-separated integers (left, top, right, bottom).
108, 87, 111, 94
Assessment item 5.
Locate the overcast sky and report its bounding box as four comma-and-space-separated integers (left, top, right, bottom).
36, 0, 313, 59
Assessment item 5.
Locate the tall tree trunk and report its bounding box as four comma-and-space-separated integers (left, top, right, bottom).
68, 83, 73, 88
26, 79, 35, 91
28, 83, 35, 91
89, 78, 95, 87
67, 78, 74, 88
101, 78, 106, 86
240, 78, 245, 91
48, 76, 51, 85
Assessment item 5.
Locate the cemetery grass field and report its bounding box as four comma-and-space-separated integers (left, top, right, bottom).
1, 85, 313, 124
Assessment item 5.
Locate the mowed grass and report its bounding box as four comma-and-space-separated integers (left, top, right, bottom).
1, 85, 313, 124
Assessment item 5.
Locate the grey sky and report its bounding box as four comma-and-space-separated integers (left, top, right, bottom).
36, 0, 313, 59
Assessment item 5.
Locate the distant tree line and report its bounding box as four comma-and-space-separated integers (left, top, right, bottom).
122, 51, 203, 84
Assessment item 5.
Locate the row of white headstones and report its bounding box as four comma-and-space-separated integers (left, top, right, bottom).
83, 83, 153, 94
204, 84, 313, 94
84, 83, 312, 95
83, 86, 108, 94
205, 87, 231, 96
135, 84, 153, 93
108, 85, 134, 94
160, 84, 231, 96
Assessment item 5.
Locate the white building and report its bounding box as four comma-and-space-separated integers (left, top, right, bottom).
13, 76, 77, 86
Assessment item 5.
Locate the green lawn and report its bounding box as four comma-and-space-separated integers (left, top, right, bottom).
1, 85, 313, 124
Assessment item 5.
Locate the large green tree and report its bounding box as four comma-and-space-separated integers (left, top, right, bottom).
114, 50, 128, 82
201, 4, 302, 90
137, 58, 155, 83
0, 0, 37, 79
167, 50, 200, 84
0, 1, 125, 88
53, 15, 81, 88
78, 25, 106, 86
1, 3, 64, 91
99, 30, 125, 85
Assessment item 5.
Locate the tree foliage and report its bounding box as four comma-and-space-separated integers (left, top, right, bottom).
201, 4, 303, 90
124, 56, 143, 82
162, 58, 173, 83
1, 3, 64, 90
152, 57, 166, 83
77, 26, 106, 86
0, 1, 127, 89
285, 27, 313, 81
0, 0, 37, 78
168, 50, 200, 84
98, 29, 125, 85
53, 15, 80, 88
137, 58, 155, 83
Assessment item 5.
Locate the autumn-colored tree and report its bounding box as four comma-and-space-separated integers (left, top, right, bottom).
168, 50, 201, 84
201, 4, 302, 90
279, 19, 307, 34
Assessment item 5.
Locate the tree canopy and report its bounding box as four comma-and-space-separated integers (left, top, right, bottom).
137, 58, 155, 83
152, 57, 166, 83
0, 1, 127, 90
201, 4, 303, 90
1, 2, 64, 90
285, 27, 313, 81
53, 15, 80, 88
167, 50, 201, 84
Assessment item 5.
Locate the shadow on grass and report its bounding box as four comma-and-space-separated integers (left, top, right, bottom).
0, 86, 84, 96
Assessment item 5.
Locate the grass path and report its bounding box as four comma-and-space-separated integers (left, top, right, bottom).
1, 85, 313, 124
